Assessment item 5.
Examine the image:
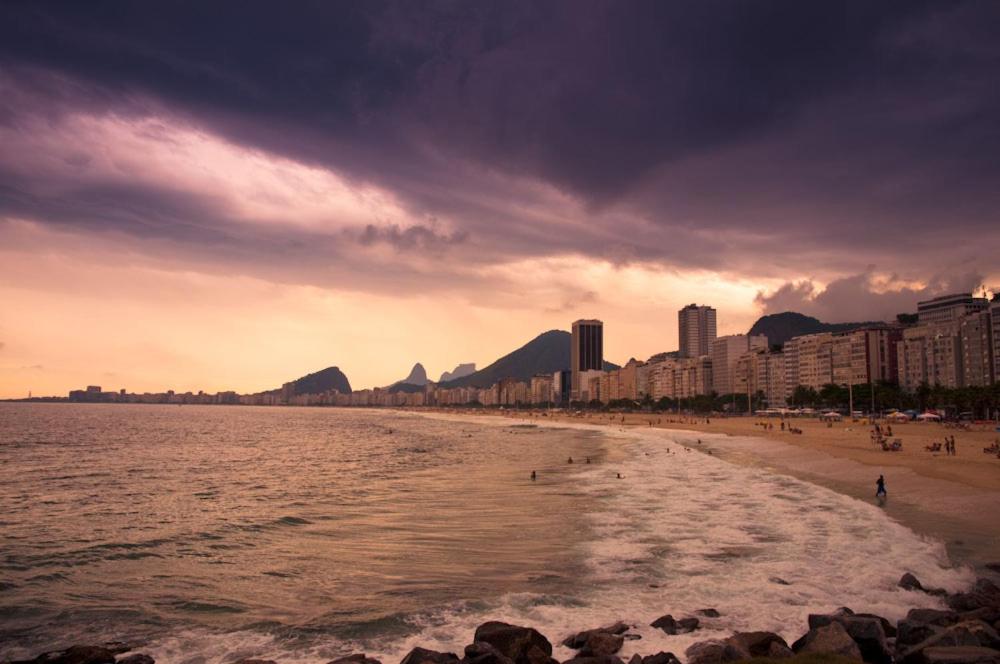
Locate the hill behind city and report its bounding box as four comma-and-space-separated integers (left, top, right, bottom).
748, 311, 882, 347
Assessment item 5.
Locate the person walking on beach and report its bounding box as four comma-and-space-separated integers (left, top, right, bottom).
876, 475, 887, 499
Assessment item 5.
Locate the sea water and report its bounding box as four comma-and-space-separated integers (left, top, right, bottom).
0, 404, 973, 663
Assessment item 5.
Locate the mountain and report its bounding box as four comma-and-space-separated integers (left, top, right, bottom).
385, 363, 428, 392
748, 312, 883, 347
439, 363, 476, 383
283, 366, 351, 395
439, 330, 619, 388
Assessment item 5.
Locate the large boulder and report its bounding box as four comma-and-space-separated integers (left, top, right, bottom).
117, 656, 155, 664
562, 657, 624, 664
626, 653, 679, 664
725, 632, 792, 659
683, 640, 747, 664
563, 623, 630, 649
808, 614, 891, 664
899, 620, 1000, 663
11, 646, 117, 664
579, 634, 624, 658
463, 643, 515, 664
899, 610, 964, 649
650, 615, 699, 635
912, 646, 1000, 664
792, 622, 863, 660
949, 580, 1000, 613
232, 660, 278, 664
400, 648, 460, 664
472, 622, 553, 664
329, 656, 382, 664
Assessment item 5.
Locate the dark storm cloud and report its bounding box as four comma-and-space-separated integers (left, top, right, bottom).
1, 0, 999, 302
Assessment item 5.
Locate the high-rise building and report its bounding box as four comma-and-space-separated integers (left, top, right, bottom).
571, 319, 604, 400
991, 299, 1000, 385
897, 320, 963, 390
831, 327, 902, 387
711, 334, 767, 394
678, 304, 717, 358
917, 292, 988, 324
960, 311, 994, 387
783, 333, 834, 391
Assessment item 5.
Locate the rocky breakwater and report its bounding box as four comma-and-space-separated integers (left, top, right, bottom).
4, 573, 1000, 664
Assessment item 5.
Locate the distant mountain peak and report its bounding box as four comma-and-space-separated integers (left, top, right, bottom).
402, 363, 428, 386
748, 311, 884, 347
439, 362, 476, 383
275, 366, 351, 396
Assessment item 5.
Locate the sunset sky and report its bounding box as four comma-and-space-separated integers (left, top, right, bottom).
1, 2, 998, 398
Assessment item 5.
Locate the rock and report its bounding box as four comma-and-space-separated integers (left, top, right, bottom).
580, 634, 624, 658
328, 657, 381, 664
117, 656, 154, 664
103, 644, 133, 656
649, 615, 698, 635
13, 646, 117, 664
400, 648, 460, 664
854, 613, 898, 639
769, 577, 791, 586
949, 580, 1000, 613
696, 609, 721, 618
792, 622, 863, 660
232, 660, 278, 664
807, 612, 891, 663
915, 646, 1000, 664
985, 564, 1000, 574
683, 640, 747, 664
725, 632, 791, 659
902, 574, 928, 592
561, 657, 624, 664
563, 623, 630, 649
899, 610, 964, 648
472, 622, 553, 664
463, 643, 515, 664
634, 653, 680, 664
902, 621, 1000, 659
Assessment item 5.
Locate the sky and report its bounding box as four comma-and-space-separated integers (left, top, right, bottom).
1, 2, 998, 398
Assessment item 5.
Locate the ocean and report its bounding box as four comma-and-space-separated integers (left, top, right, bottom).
0, 404, 974, 663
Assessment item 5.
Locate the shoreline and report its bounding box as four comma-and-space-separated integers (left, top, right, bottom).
412, 408, 1000, 572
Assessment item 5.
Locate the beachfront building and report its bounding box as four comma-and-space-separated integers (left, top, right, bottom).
678, 304, 717, 358
831, 327, 902, 387
552, 370, 571, 405
960, 311, 995, 387
992, 299, 1000, 385
783, 332, 834, 391
571, 319, 604, 401
917, 292, 989, 324
897, 320, 963, 390
711, 334, 768, 395
578, 369, 604, 403
530, 374, 554, 405
735, 348, 787, 407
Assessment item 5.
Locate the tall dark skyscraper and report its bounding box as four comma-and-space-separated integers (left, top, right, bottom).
571, 319, 603, 401
678, 304, 717, 358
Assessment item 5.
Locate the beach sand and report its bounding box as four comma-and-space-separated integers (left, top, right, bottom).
449, 408, 1000, 570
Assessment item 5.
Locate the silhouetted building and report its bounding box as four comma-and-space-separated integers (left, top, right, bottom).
917, 293, 988, 324
678, 304, 717, 358
571, 319, 603, 401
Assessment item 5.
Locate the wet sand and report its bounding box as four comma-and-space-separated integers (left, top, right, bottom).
426, 408, 1000, 571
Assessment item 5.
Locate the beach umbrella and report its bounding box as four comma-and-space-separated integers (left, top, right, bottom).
916, 412, 941, 420
887, 412, 910, 421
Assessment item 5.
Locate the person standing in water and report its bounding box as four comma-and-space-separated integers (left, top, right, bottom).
876, 475, 887, 499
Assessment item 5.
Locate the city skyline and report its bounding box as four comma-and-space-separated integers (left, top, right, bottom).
2, 3, 999, 399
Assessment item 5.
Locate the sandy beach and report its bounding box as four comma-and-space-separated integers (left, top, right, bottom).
436, 408, 1000, 570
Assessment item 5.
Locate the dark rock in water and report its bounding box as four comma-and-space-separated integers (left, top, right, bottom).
792, 622, 863, 660
683, 639, 748, 664
102, 643, 133, 656
902, 574, 927, 592
630, 653, 680, 664
769, 577, 791, 586
899, 620, 1000, 663
696, 609, 721, 618
463, 643, 515, 664
650, 615, 698, 635
563, 623, 630, 649
914, 646, 1000, 664
580, 633, 624, 658
854, 613, 898, 639
562, 657, 624, 664
117, 656, 154, 664
400, 648, 460, 664
622, 634, 642, 641
985, 563, 1000, 574
725, 632, 792, 659
807, 613, 891, 663
472, 622, 553, 664
328, 655, 382, 664
232, 660, 278, 664
12, 646, 117, 664
949, 580, 1000, 613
